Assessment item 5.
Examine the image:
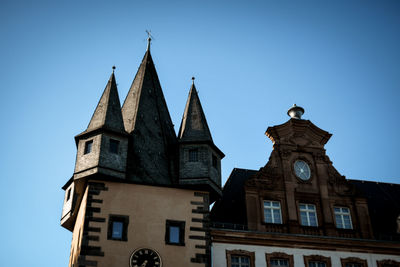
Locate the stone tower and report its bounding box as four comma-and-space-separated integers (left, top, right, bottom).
61, 40, 222, 267
178, 80, 224, 200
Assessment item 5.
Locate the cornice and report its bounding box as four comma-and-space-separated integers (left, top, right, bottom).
211, 229, 400, 255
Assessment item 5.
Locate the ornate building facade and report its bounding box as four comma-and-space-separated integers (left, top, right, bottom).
61, 41, 400, 267
210, 106, 400, 267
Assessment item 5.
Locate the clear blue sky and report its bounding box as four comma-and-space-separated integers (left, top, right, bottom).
1, 0, 399, 266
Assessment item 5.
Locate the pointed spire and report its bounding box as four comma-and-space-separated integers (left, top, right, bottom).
86, 67, 125, 133
178, 79, 213, 143
121, 46, 177, 184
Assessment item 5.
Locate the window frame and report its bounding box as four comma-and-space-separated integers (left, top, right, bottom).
84, 140, 93, 154
299, 203, 318, 227
304, 255, 331, 267
165, 220, 185, 246
263, 200, 283, 224
226, 250, 255, 267
341, 257, 367, 267
266, 252, 294, 267
334, 207, 353, 229
107, 215, 129, 241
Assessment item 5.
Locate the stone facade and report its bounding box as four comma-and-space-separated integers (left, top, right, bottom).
210, 112, 400, 267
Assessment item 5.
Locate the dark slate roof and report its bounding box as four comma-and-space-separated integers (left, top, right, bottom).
211, 168, 257, 226
121, 49, 178, 185
178, 83, 213, 143
211, 168, 400, 241
84, 72, 125, 134
350, 179, 400, 241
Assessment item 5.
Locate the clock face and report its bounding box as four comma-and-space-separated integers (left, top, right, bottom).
294, 160, 311, 180
130, 248, 162, 267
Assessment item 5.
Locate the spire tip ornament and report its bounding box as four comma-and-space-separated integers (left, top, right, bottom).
145, 30, 153, 51
287, 104, 305, 119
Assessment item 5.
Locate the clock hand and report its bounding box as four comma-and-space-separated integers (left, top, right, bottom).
140, 260, 148, 267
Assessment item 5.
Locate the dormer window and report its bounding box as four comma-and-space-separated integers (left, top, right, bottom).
264, 201, 282, 224
84, 140, 93, 154
189, 149, 199, 162
109, 139, 120, 154
334, 207, 353, 229
300, 204, 318, 227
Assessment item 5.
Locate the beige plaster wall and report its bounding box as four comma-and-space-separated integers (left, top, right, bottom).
69, 186, 88, 267
84, 181, 207, 267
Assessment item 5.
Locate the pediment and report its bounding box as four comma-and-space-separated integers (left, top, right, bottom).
266, 119, 332, 148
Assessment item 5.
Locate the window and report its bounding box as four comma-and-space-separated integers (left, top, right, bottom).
66, 188, 71, 201
300, 204, 318, 227
212, 154, 218, 168
107, 215, 129, 241
270, 259, 289, 267
264, 201, 282, 224
345, 264, 362, 267
112, 221, 123, 239
189, 149, 198, 162
165, 220, 185, 246
309, 262, 326, 267
109, 139, 120, 154
266, 252, 294, 267
226, 250, 255, 267
84, 140, 93, 154
304, 255, 331, 267
334, 207, 353, 229
231, 256, 250, 267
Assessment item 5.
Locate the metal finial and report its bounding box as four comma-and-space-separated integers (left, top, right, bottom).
112, 66, 116, 73
146, 30, 153, 51
192, 76, 195, 84
287, 104, 305, 119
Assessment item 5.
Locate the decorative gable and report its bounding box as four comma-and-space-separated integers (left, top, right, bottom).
266, 119, 332, 148
243, 107, 373, 238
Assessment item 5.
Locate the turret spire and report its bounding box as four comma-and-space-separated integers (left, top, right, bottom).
178, 78, 224, 201
178, 79, 213, 142
86, 67, 125, 133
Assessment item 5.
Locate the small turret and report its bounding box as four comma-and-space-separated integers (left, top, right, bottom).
178, 78, 224, 201
62, 68, 129, 230
74, 68, 129, 180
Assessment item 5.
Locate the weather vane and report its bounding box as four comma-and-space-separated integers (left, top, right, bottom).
146, 30, 153, 50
